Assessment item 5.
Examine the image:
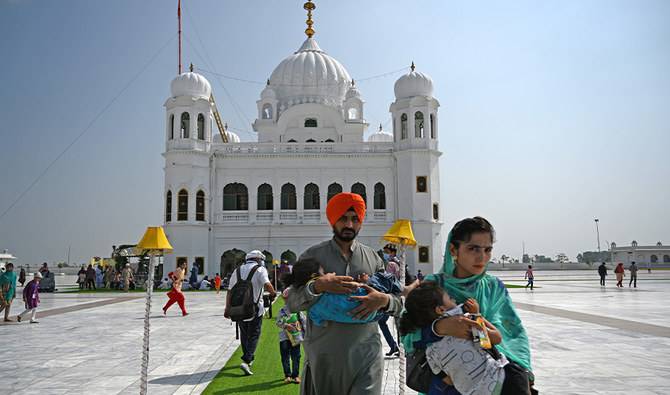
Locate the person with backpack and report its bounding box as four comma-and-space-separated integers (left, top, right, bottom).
224, 250, 276, 376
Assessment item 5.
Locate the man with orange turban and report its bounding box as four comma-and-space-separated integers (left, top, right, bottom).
287, 192, 403, 395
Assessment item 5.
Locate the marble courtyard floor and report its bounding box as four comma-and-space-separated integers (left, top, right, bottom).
1, 270, 669, 394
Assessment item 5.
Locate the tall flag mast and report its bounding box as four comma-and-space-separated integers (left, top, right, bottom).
178, 0, 182, 74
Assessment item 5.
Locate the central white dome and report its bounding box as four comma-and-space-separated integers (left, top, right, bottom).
269, 38, 351, 107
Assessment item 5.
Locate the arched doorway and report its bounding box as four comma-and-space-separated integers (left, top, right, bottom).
220, 248, 246, 279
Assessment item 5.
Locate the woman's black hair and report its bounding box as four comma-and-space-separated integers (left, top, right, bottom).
399, 282, 446, 336
281, 257, 321, 288
450, 216, 495, 249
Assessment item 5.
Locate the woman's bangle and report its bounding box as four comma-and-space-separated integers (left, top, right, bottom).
305, 279, 322, 297
431, 318, 444, 337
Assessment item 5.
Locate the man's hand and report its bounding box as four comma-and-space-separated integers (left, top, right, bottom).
349, 284, 390, 320
223, 309, 230, 319
434, 315, 479, 339
463, 298, 480, 314
313, 273, 358, 294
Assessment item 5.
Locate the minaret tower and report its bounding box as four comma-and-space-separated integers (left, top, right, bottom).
390, 62, 443, 273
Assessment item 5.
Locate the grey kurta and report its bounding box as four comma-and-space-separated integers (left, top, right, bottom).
287, 239, 403, 395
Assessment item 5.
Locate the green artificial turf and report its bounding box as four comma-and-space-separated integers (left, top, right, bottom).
203, 298, 301, 395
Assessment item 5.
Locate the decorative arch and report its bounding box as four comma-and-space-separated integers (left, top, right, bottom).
351, 183, 367, 204
347, 107, 359, 120
223, 183, 248, 210
257, 184, 273, 210
306, 139, 316, 143
220, 248, 246, 278
262, 103, 273, 119
165, 190, 172, 222
169, 114, 175, 140
663, 255, 670, 263
415, 111, 424, 138
281, 183, 297, 210
177, 189, 188, 221
197, 114, 205, 140
304, 118, 318, 128
196, 190, 205, 221
304, 183, 320, 210
651, 255, 658, 263
400, 113, 408, 140
327, 183, 343, 202
180, 112, 190, 138
373, 182, 386, 210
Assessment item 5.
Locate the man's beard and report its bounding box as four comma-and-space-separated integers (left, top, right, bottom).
333, 227, 358, 242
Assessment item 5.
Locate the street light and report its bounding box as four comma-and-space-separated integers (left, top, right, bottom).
594, 218, 600, 254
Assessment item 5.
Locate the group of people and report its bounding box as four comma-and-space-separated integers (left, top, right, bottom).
598, 261, 640, 288
0, 263, 43, 323
218, 192, 536, 395
77, 263, 136, 292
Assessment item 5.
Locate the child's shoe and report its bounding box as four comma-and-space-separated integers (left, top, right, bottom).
284, 377, 293, 384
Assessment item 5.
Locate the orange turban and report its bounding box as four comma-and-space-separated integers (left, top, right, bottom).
326, 192, 366, 226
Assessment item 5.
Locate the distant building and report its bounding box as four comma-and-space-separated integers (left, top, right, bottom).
610, 241, 670, 264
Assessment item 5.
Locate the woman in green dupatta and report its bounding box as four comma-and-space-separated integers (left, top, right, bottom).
401, 217, 534, 393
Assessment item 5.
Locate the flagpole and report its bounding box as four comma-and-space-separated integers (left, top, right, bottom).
177, 0, 182, 74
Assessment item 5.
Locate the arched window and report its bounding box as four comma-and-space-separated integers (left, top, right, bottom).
351, 183, 366, 204
196, 190, 205, 221
177, 189, 188, 221
373, 183, 385, 210
304, 118, 317, 128
262, 104, 273, 119
327, 183, 342, 202
180, 112, 190, 138
197, 114, 205, 140
288, 139, 297, 143
304, 183, 320, 210
400, 113, 408, 140
165, 191, 172, 222
169, 114, 175, 140
651, 255, 658, 263
347, 108, 358, 120
664, 255, 670, 263
430, 113, 435, 139
257, 184, 273, 210
306, 139, 316, 143
324, 139, 334, 143
415, 111, 424, 138
223, 183, 248, 210
281, 183, 297, 210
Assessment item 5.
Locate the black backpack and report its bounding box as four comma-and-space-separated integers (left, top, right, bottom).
228, 265, 262, 322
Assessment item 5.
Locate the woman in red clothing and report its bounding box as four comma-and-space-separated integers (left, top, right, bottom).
614, 263, 625, 288
163, 261, 188, 316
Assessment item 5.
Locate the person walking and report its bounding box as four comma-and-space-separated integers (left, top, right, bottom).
163, 261, 188, 316
104, 265, 115, 289
121, 263, 134, 292
525, 265, 534, 290
378, 244, 401, 358
214, 273, 222, 294
189, 264, 199, 289
0, 263, 18, 322
77, 265, 86, 290
276, 288, 306, 384
18, 267, 26, 287
286, 193, 403, 394
85, 264, 96, 290
17, 272, 41, 323
629, 261, 639, 288
598, 262, 608, 286
225, 250, 276, 376
614, 263, 625, 287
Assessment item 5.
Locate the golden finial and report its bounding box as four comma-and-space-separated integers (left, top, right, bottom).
304, 1, 316, 38
189, 63, 194, 72
410, 61, 415, 72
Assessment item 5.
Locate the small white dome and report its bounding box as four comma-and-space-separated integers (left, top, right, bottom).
268, 38, 351, 107
368, 124, 393, 142
345, 82, 361, 100
170, 72, 212, 98
394, 64, 434, 100
212, 130, 241, 143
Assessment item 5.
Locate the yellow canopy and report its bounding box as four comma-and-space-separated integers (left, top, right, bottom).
137, 227, 173, 253
383, 219, 417, 247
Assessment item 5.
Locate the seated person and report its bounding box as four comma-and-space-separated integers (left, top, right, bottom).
400, 282, 515, 395
158, 277, 172, 290
281, 257, 401, 326
199, 276, 211, 290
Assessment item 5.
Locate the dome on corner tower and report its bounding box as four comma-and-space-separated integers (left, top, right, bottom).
394, 63, 433, 100
368, 124, 393, 142
268, 38, 351, 106
170, 72, 212, 99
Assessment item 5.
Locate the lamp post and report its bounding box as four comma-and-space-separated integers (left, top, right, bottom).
383, 219, 417, 395
136, 226, 173, 395
594, 218, 600, 254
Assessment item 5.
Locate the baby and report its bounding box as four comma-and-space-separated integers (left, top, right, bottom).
400, 282, 508, 395
281, 257, 402, 326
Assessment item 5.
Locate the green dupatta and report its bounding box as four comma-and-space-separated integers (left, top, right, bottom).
401, 232, 533, 373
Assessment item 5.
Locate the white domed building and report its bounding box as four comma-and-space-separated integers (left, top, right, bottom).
162, 8, 443, 278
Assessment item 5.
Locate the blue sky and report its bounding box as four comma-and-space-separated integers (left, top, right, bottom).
1, 0, 668, 265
